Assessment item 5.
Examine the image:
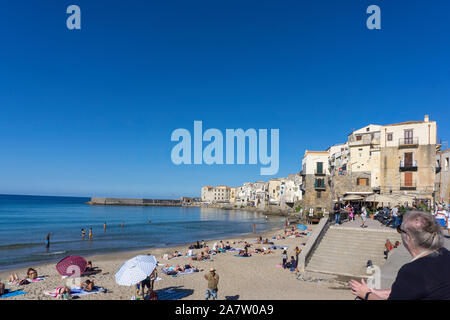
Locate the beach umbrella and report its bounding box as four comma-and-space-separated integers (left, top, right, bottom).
115, 255, 157, 286
56, 255, 87, 276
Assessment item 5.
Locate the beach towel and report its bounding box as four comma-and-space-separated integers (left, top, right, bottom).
174, 268, 198, 276
234, 254, 251, 258
27, 277, 45, 282
0, 289, 27, 298
161, 268, 197, 276
156, 289, 191, 300
69, 286, 106, 296
227, 248, 243, 252
8, 277, 45, 286
297, 224, 307, 231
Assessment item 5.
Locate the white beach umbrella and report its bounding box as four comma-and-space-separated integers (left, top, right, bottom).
115, 255, 157, 286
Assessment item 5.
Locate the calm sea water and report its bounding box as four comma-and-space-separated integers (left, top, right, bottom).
0, 194, 282, 271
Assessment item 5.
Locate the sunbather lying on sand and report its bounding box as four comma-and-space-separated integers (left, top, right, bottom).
238, 249, 251, 257
191, 252, 210, 261
81, 279, 95, 292
164, 264, 198, 272
44, 286, 71, 299
9, 268, 41, 285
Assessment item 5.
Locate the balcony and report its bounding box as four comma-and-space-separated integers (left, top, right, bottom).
399, 160, 418, 172
400, 182, 417, 191
399, 138, 419, 148
314, 169, 326, 176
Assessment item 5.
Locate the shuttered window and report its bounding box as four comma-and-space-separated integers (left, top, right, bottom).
404, 172, 413, 186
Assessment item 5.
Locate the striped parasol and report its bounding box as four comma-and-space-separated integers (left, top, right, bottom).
56, 255, 87, 276
115, 255, 157, 286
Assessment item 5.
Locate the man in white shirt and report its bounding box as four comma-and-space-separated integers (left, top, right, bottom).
434, 205, 448, 231
391, 206, 400, 228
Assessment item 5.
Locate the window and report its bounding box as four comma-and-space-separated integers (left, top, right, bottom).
315, 178, 325, 188
446, 158, 449, 171
316, 162, 323, 174
404, 130, 414, 144
366, 127, 370, 132
404, 172, 413, 186
357, 178, 369, 186
404, 152, 413, 167
387, 133, 393, 141
356, 135, 362, 141
316, 191, 321, 199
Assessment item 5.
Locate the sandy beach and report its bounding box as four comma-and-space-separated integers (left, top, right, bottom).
0, 225, 354, 300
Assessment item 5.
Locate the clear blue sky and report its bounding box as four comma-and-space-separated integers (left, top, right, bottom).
0, 0, 449, 198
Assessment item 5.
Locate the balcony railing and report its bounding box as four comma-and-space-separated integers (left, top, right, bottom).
400, 182, 417, 190
400, 160, 418, 171
314, 169, 326, 176
399, 138, 419, 148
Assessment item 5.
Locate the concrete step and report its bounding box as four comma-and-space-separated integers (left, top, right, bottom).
305, 227, 399, 276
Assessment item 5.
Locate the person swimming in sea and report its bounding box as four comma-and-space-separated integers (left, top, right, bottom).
103, 222, 107, 231
81, 228, 86, 239
45, 233, 51, 249
89, 228, 93, 240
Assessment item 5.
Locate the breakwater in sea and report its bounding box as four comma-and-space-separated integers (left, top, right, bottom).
87, 197, 200, 207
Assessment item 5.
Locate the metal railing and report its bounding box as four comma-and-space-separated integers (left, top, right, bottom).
399, 137, 419, 147
314, 169, 326, 175
400, 160, 418, 171
400, 182, 417, 190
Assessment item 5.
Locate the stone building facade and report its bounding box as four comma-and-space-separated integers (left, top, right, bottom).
436, 149, 450, 204
379, 117, 437, 203
300, 151, 332, 213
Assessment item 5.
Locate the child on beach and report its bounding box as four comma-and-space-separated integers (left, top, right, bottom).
282, 250, 288, 268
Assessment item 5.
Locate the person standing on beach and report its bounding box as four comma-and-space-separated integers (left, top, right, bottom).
282, 250, 288, 268
204, 268, 219, 300
294, 246, 301, 271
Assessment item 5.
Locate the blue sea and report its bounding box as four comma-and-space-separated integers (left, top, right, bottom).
0, 194, 282, 271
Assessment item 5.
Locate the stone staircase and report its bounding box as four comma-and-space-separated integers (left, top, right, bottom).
306, 224, 402, 277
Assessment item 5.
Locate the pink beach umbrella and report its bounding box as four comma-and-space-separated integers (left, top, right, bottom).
56, 255, 87, 276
